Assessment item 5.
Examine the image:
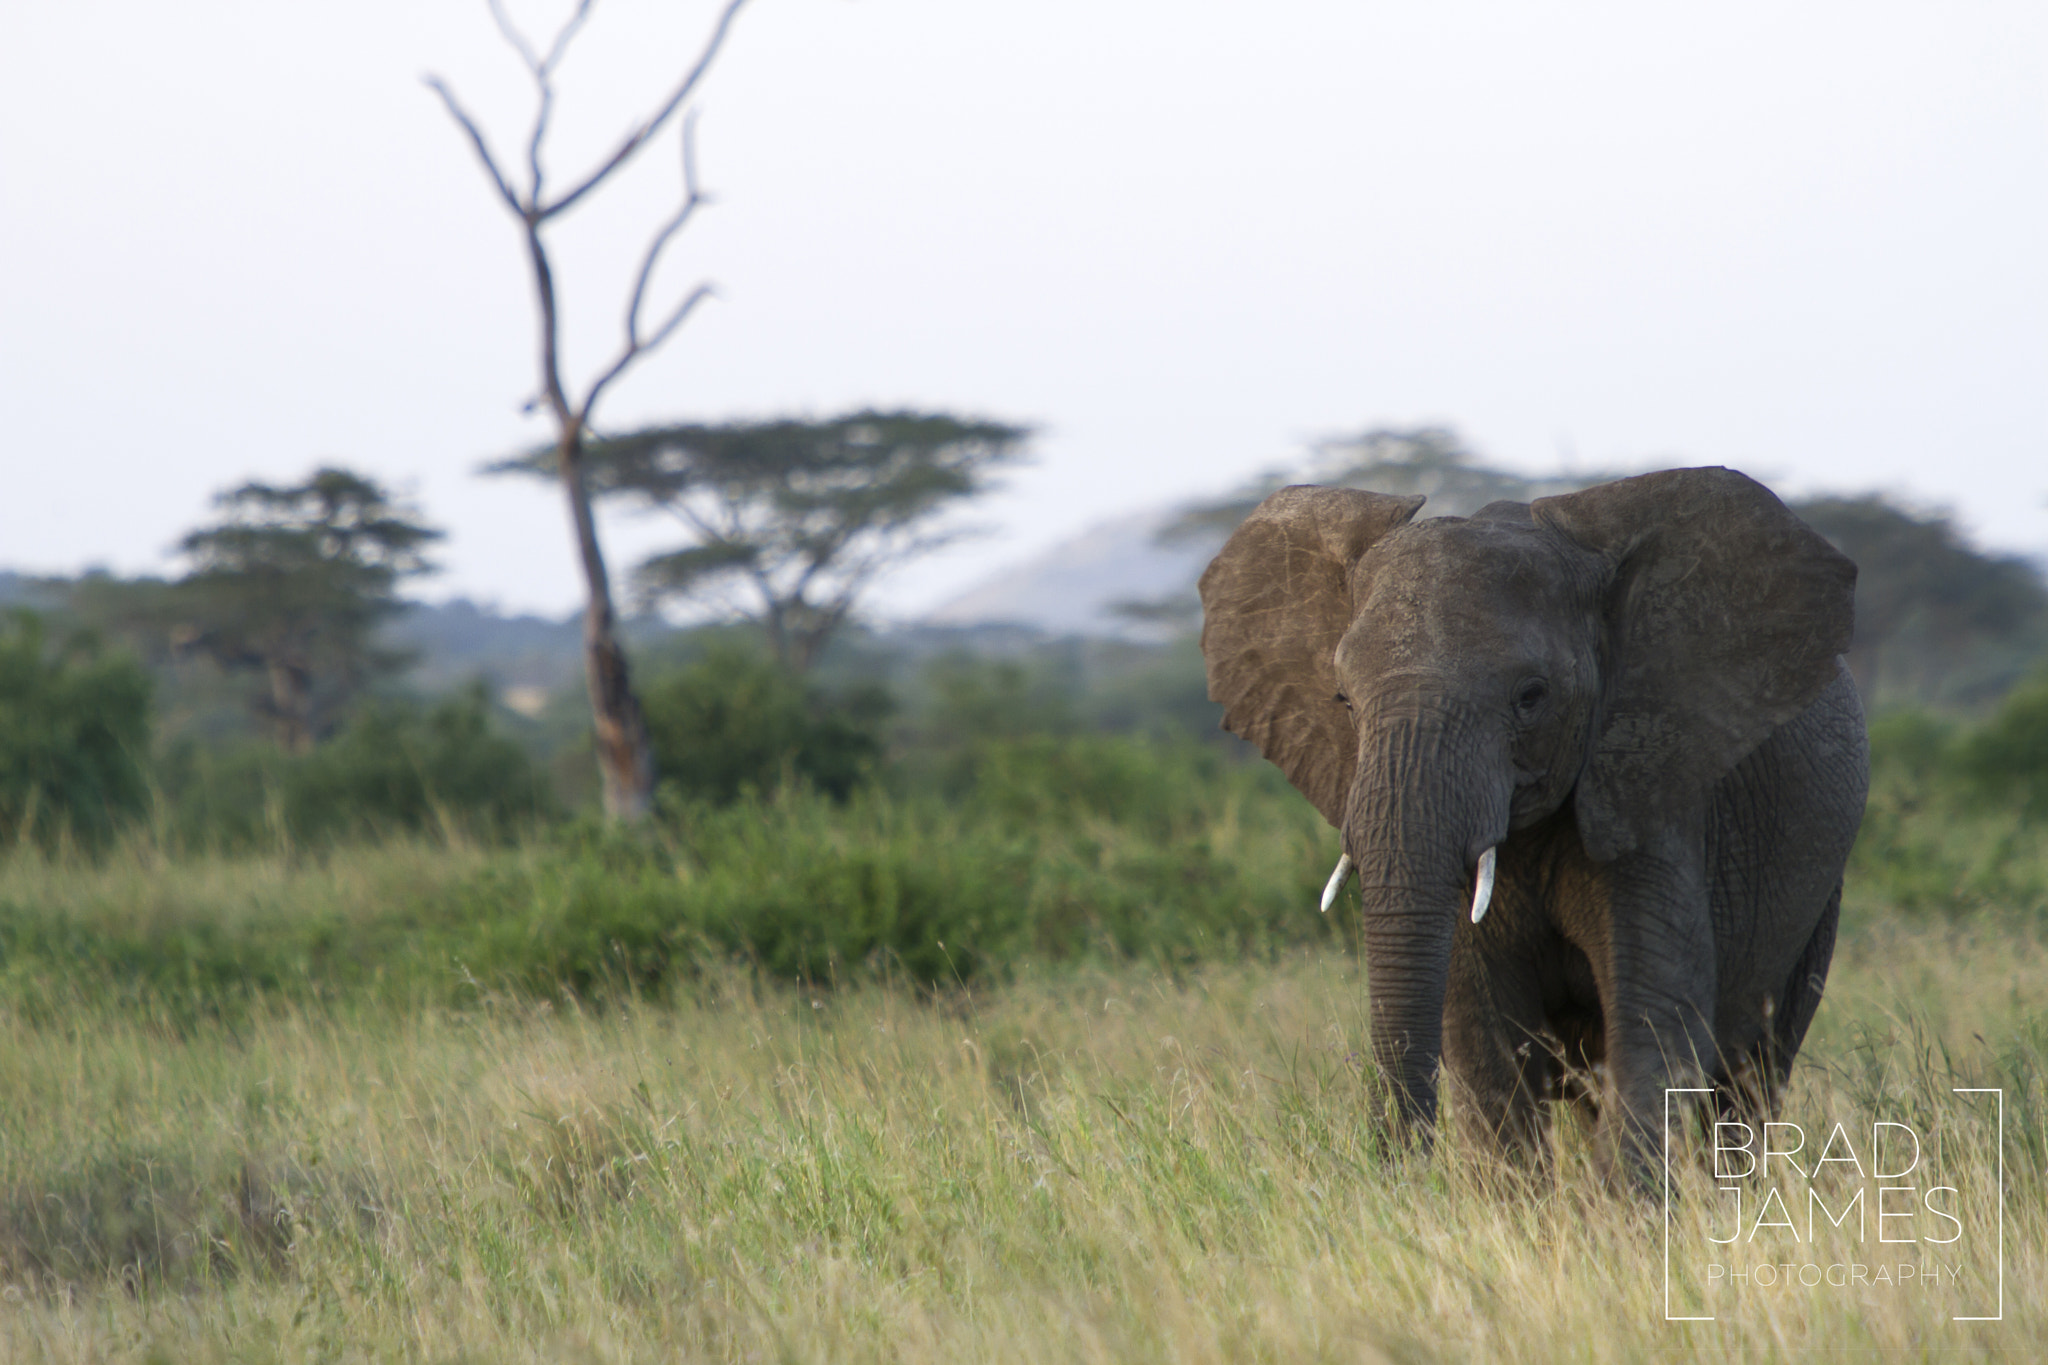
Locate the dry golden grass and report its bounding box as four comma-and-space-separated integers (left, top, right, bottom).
0, 906, 2040, 1363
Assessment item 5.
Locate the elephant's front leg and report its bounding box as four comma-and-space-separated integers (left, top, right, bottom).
1442, 927, 1551, 1162
1588, 843, 1720, 1189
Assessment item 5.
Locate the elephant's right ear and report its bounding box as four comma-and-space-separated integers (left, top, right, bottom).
1199, 486, 1425, 826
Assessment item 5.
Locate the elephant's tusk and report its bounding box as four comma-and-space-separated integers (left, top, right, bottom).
1470, 846, 1497, 924
1318, 854, 1353, 913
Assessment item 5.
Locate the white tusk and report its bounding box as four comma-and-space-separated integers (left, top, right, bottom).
1319, 854, 1353, 913
1470, 846, 1497, 924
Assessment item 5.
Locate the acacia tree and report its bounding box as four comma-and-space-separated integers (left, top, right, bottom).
1791, 495, 2048, 706
427, 0, 751, 820
175, 468, 441, 753
492, 411, 1031, 671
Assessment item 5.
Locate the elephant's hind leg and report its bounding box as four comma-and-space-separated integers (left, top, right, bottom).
1721, 884, 1841, 1126
1772, 881, 1841, 1069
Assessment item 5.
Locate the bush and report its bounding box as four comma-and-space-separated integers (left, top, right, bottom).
641, 648, 888, 804
1848, 705, 2048, 917
944, 734, 1231, 837
1865, 709, 1959, 789
285, 684, 553, 841
0, 611, 152, 847
155, 685, 552, 849
0, 736, 1339, 1018
1954, 667, 2048, 820
370, 775, 1327, 996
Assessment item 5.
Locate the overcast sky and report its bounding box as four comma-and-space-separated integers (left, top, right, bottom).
6, 1, 2044, 619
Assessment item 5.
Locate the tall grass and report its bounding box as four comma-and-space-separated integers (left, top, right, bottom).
0, 926, 2039, 1362
1, 732, 2044, 1359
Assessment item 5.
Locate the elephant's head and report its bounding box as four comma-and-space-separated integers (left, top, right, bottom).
1198, 467, 1855, 1133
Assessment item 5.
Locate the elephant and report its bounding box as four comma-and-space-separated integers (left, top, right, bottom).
1198, 467, 1868, 1180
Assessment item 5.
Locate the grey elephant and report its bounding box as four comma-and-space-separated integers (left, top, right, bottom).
1198, 467, 1868, 1179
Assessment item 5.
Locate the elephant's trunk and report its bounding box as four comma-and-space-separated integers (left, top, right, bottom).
1345, 700, 1512, 1140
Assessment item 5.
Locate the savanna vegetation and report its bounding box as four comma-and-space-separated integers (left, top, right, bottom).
3, 435, 2046, 1359
2, 646, 2046, 1359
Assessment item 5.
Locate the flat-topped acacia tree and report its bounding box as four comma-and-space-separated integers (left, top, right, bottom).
427, 0, 751, 821
176, 468, 442, 754
491, 411, 1033, 673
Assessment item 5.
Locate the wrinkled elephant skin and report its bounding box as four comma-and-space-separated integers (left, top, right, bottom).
1199, 468, 1868, 1181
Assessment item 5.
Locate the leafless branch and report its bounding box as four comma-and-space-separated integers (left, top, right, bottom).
641, 276, 714, 351
540, 0, 597, 72
581, 283, 714, 420
526, 83, 556, 209
540, 0, 750, 222
622, 109, 710, 342
423, 77, 525, 215
485, 0, 545, 75
491, 0, 600, 207
666, 496, 729, 545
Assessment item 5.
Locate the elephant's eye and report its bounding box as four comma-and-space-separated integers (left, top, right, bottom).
1333, 691, 1352, 710
1513, 679, 1549, 717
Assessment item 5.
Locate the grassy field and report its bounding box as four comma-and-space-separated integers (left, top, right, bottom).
1, 749, 2044, 1361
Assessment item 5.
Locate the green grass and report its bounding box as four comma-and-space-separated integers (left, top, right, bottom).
0, 741, 1344, 1023
0, 736, 2044, 1360
0, 926, 2041, 1361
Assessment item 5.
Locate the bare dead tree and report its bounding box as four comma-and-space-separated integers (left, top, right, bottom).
426, 0, 750, 820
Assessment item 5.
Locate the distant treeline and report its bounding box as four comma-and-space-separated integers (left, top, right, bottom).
0, 654, 2041, 1019
1, 430, 2041, 851
0, 597, 1230, 852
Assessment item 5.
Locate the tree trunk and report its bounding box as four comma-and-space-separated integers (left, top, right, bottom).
556, 425, 656, 821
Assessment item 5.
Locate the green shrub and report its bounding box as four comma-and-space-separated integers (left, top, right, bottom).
912, 654, 1077, 747
0, 738, 1339, 1017
1865, 709, 1960, 788
388, 766, 1333, 996
1848, 706, 2048, 916
285, 684, 553, 840
642, 648, 888, 804
155, 685, 552, 849
1954, 668, 2048, 820
944, 734, 1230, 837
0, 611, 152, 847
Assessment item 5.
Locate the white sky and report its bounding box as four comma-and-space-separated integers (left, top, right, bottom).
5, 1, 2044, 620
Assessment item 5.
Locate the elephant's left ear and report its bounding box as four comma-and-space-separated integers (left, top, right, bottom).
1199, 485, 1425, 827
1532, 468, 1856, 862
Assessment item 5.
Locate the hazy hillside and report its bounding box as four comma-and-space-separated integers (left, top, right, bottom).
0, 572, 66, 613
383, 600, 587, 713
921, 510, 1217, 638
915, 456, 1609, 639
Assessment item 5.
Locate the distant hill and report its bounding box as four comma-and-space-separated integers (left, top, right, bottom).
915, 434, 1627, 637
0, 572, 66, 613
921, 510, 1216, 638
384, 600, 586, 713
